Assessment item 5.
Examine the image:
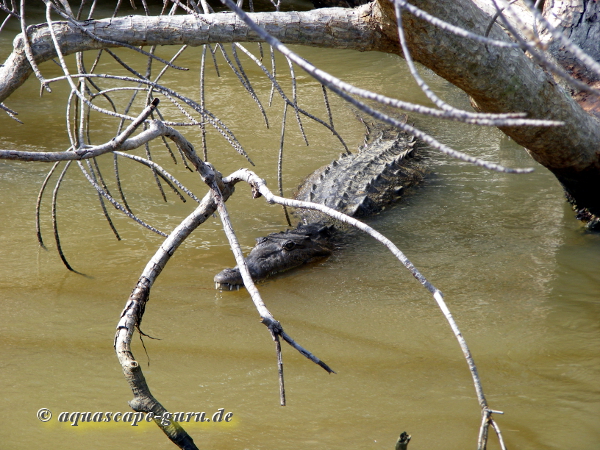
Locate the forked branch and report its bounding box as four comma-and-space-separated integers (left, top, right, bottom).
223, 167, 505, 449
114, 123, 334, 449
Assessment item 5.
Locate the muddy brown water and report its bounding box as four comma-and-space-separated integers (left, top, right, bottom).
0, 15, 599, 450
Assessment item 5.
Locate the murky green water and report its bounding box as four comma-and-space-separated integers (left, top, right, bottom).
0, 15, 599, 450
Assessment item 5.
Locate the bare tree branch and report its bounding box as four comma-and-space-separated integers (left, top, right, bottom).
0, 6, 390, 103
223, 167, 505, 444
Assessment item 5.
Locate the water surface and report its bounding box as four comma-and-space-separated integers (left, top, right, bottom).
0, 20, 599, 450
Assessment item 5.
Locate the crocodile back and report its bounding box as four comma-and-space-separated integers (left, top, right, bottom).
294, 128, 425, 223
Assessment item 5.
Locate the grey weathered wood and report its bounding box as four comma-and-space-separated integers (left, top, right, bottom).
0, 5, 392, 103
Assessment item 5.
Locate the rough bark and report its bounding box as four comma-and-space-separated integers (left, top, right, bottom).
540, 0, 600, 83
540, 0, 600, 122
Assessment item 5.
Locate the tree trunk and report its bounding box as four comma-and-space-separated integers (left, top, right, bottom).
374, 0, 600, 226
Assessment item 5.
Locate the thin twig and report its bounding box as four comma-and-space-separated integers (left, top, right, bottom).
400, 0, 520, 48
268, 45, 276, 106
285, 55, 307, 145
220, 43, 269, 128
200, 45, 208, 161
45, 73, 255, 163
321, 84, 334, 130
114, 151, 201, 203
277, 102, 292, 226
85, 159, 122, 240
20, 0, 51, 93
0, 102, 23, 123
269, 328, 286, 406
51, 161, 84, 274
113, 153, 134, 213
232, 43, 350, 153
143, 124, 168, 202
78, 159, 168, 237
36, 161, 61, 249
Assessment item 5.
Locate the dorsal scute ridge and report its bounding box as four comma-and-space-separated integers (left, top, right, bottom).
293, 125, 425, 222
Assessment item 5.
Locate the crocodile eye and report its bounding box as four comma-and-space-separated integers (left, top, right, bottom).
282, 241, 296, 251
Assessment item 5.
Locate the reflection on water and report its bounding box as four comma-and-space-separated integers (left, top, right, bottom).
0, 31, 599, 450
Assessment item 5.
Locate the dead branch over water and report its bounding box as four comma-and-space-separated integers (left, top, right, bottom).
2, 0, 600, 448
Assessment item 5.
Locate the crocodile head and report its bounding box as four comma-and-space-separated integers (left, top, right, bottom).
214, 223, 334, 290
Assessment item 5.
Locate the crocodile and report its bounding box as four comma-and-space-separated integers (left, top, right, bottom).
214, 118, 426, 290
